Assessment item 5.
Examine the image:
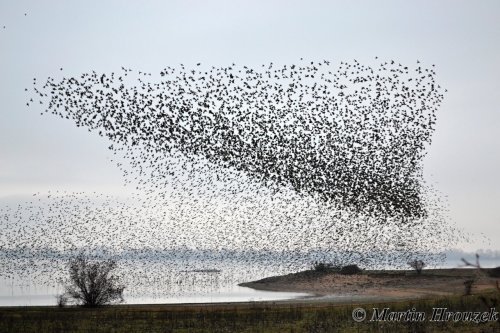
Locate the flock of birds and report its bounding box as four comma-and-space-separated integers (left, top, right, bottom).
30, 59, 443, 218
0, 59, 465, 298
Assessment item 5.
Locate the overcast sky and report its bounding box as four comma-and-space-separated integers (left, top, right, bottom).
1, 0, 499, 251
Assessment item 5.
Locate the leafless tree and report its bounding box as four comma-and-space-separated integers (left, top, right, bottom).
461, 254, 483, 296
55, 293, 68, 307
408, 259, 426, 274
461, 254, 500, 325
63, 254, 125, 307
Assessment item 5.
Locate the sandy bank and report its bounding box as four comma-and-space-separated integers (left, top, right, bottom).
240, 268, 499, 302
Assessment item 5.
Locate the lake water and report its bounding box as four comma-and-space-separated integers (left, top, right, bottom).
0, 256, 313, 306
0, 286, 309, 306
1, 255, 498, 307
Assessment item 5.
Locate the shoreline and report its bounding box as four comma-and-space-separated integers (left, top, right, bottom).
239, 268, 499, 303
1, 268, 497, 308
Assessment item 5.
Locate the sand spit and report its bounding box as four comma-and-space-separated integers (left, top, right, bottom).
240, 268, 499, 302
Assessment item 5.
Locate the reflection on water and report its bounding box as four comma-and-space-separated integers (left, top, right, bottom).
0, 286, 309, 306
0, 255, 311, 306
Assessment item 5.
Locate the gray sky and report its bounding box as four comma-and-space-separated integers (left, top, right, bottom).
1, 0, 499, 250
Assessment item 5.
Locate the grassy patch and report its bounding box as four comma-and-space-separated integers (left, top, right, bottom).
0, 292, 499, 333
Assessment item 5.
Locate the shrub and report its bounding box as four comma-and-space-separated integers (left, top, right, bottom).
408, 259, 426, 274
339, 264, 362, 275
63, 254, 125, 307
55, 293, 68, 308
313, 262, 332, 272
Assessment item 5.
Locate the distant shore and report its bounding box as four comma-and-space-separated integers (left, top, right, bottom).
240, 268, 499, 303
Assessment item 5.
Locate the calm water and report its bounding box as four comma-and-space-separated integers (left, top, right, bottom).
0, 286, 309, 306
1, 256, 498, 307
0, 257, 311, 306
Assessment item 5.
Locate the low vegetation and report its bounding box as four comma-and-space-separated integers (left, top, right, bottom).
312, 261, 361, 275
408, 259, 426, 275
1, 291, 499, 333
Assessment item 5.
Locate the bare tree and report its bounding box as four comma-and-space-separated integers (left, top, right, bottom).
408, 259, 426, 274
63, 254, 125, 307
55, 293, 68, 308
462, 253, 500, 302
461, 254, 483, 296
461, 254, 500, 325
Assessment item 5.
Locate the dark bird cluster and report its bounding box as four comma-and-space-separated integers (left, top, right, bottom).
31, 59, 443, 219
0, 59, 463, 298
